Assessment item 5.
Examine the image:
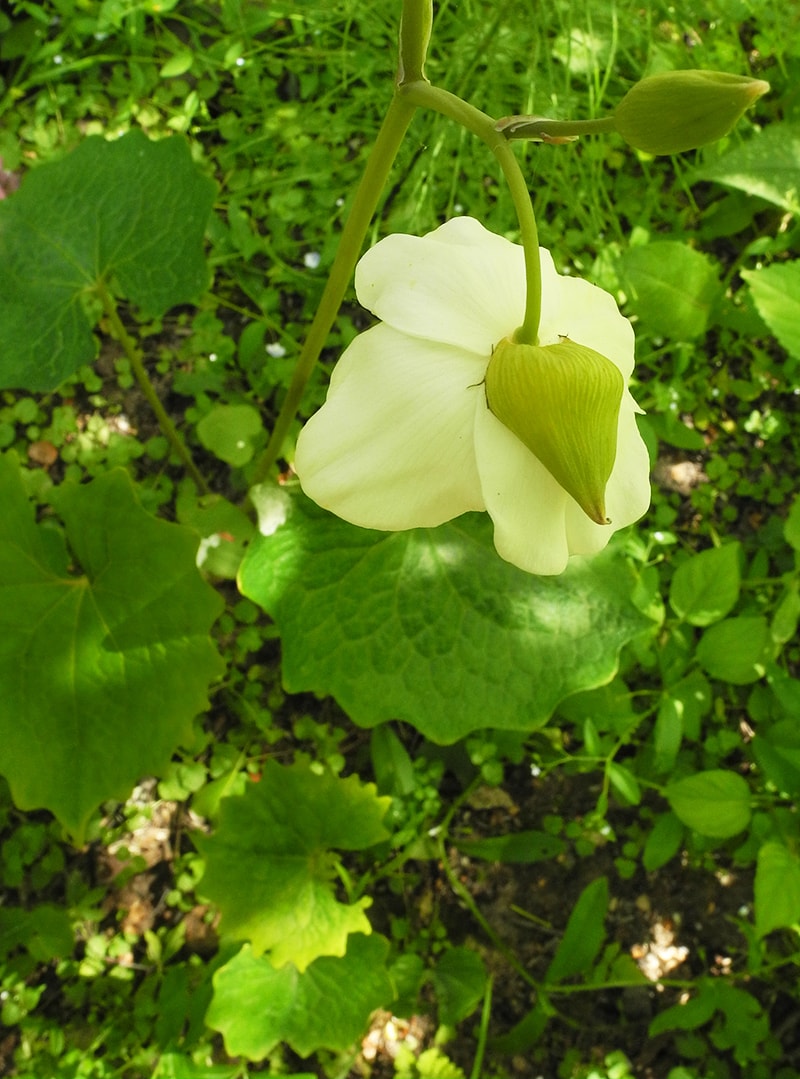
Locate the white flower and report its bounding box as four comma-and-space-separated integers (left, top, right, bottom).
294, 217, 651, 575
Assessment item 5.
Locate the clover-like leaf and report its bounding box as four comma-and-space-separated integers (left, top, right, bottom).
0, 129, 216, 391
0, 454, 224, 843
239, 490, 652, 744
206, 935, 393, 1060
198, 760, 390, 971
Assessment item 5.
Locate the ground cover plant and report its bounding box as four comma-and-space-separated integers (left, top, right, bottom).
0, 0, 799, 1076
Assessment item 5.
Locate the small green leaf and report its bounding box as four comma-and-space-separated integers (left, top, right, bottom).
0, 129, 216, 391
785, 495, 800, 551
771, 581, 800, 645
370, 726, 416, 797
0, 905, 73, 961
455, 830, 566, 864
696, 616, 770, 684
160, 50, 194, 77
583, 718, 602, 756
239, 492, 652, 744
196, 404, 264, 467
649, 979, 719, 1035
653, 696, 684, 774
669, 543, 741, 625
0, 454, 224, 843
666, 770, 751, 838
741, 263, 800, 363
546, 877, 608, 983
431, 947, 487, 1025
176, 491, 255, 581
198, 761, 390, 971
755, 841, 800, 938
619, 241, 722, 340
664, 670, 711, 741
607, 761, 641, 805
491, 1003, 550, 1054
643, 812, 684, 871
206, 935, 392, 1060
752, 720, 800, 796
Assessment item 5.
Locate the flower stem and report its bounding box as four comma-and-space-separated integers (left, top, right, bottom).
97, 282, 210, 494
251, 92, 417, 484
496, 114, 617, 141
398, 80, 542, 344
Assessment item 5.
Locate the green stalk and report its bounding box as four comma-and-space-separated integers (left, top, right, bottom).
251, 92, 417, 484
398, 80, 543, 344
470, 976, 494, 1079
97, 282, 210, 494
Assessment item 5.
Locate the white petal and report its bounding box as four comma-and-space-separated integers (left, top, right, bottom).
539, 273, 636, 379
355, 217, 527, 355
565, 391, 652, 552
294, 323, 487, 530
473, 400, 573, 575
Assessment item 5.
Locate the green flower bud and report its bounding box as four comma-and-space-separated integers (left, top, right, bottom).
614, 70, 769, 155
485, 336, 624, 525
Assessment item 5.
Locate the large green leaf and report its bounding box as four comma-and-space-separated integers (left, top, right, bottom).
239, 490, 652, 744
206, 935, 393, 1060
0, 454, 224, 843
618, 241, 722, 340
741, 263, 800, 363
198, 760, 390, 971
693, 123, 800, 215
0, 129, 216, 391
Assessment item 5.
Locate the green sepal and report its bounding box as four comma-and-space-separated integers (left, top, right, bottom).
485, 337, 623, 524
614, 70, 769, 155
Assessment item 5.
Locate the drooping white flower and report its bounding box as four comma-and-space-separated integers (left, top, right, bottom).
294, 217, 651, 575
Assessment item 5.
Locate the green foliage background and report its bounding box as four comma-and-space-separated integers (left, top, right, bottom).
0, 0, 799, 1077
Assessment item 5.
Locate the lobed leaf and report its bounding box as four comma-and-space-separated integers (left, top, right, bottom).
239, 490, 653, 744
198, 760, 391, 971
0, 129, 216, 391
0, 454, 224, 844
206, 935, 392, 1060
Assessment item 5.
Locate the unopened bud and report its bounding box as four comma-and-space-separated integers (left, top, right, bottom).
485, 336, 624, 525
614, 70, 769, 155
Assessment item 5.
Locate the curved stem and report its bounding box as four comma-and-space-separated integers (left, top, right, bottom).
399, 80, 542, 344
251, 93, 417, 484
97, 282, 210, 493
